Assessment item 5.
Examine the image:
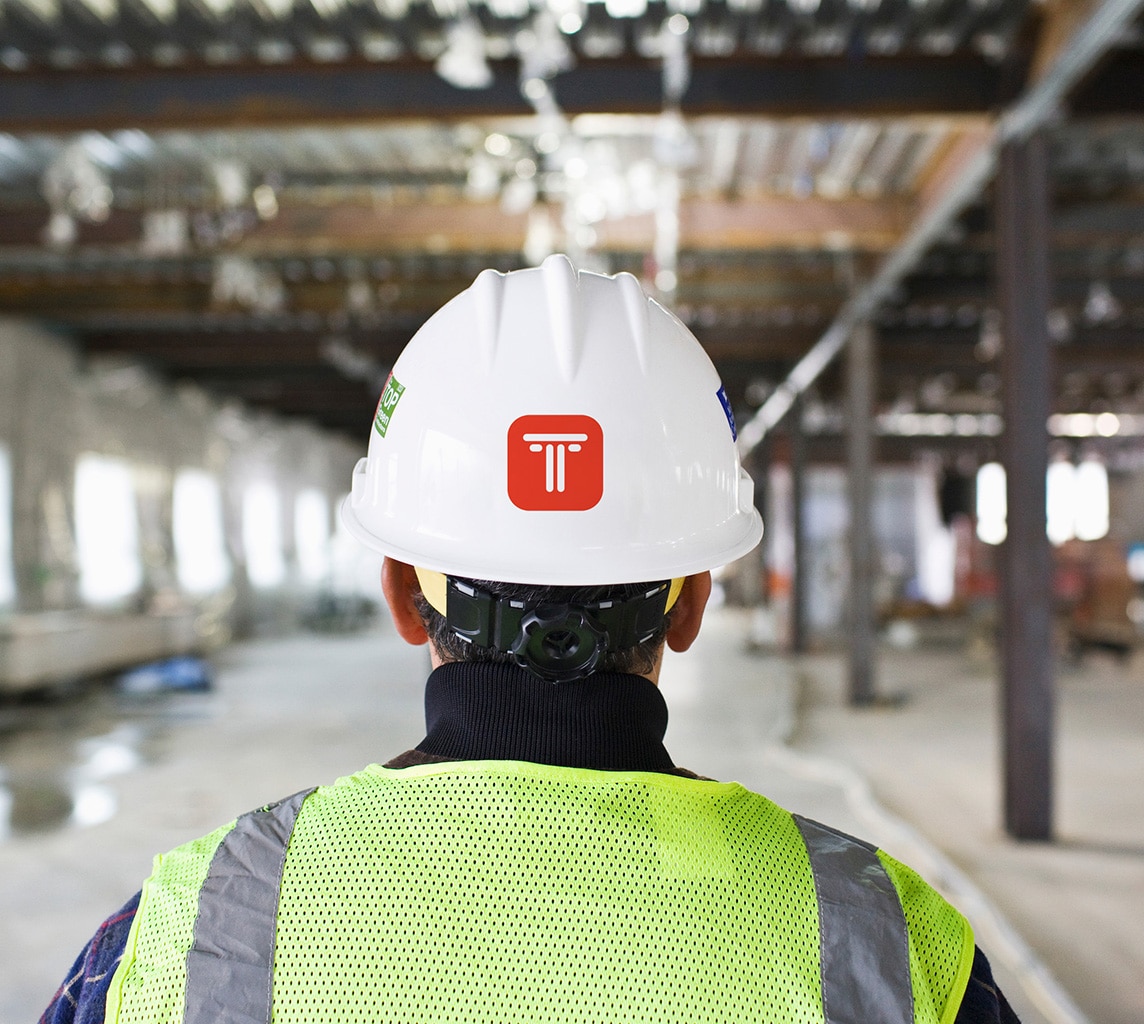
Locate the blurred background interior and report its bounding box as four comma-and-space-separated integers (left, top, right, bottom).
1, 1, 1144, 1022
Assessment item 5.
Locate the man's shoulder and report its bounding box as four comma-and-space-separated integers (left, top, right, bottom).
39, 892, 140, 1024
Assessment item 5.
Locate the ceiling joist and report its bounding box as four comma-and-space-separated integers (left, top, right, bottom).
0, 54, 1020, 133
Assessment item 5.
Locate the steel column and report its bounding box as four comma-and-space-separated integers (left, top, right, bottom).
790, 395, 808, 655
847, 323, 877, 705
743, 442, 769, 609
997, 132, 1055, 842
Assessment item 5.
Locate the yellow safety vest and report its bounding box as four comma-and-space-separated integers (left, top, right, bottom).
106, 760, 974, 1024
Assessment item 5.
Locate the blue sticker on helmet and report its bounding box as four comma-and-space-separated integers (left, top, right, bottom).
716, 385, 737, 441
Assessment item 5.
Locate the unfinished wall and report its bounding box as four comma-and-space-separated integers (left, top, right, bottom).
0, 320, 82, 611
0, 317, 363, 630
766, 462, 941, 639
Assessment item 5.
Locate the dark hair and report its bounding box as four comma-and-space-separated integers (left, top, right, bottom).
414, 578, 673, 677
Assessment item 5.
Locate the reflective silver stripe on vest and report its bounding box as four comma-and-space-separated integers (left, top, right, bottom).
792, 814, 913, 1024
184, 788, 315, 1024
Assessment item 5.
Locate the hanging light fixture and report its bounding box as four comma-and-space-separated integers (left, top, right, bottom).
211, 256, 286, 313
1084, 279, 1123, 324
41, 141, 114, 248
435, 18, 493, 89
140, 209, 189, 256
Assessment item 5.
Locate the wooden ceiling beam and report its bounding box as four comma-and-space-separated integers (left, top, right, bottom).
7, 184, 1141, 282
241, 195, 914, 254
80, 322, 826, 357
81, 329, 411, 364
0, 193, 917, 266
1029, 0, 1118, 84
881, 332, 1144, 366
0, 55, 1017, 133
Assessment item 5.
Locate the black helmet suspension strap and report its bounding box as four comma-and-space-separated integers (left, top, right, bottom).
441, 577, 673, 685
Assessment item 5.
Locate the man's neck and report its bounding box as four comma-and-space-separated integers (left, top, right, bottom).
415, 661, 676, 774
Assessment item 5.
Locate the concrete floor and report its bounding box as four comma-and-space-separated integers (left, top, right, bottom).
1, 607, 1141, 1024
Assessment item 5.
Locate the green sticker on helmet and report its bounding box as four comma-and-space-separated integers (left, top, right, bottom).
373, 374, 405, 438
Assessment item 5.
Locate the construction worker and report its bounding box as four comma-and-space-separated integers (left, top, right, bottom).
43, 255, 1017, 1023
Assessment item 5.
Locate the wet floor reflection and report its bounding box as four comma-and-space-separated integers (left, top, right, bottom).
0, 681, 217, 841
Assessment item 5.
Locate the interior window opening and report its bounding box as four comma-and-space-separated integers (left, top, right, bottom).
243, 481, 286, 589
173, 468, 231, 595
75, 453, 143, 606
294, 488, 331, 585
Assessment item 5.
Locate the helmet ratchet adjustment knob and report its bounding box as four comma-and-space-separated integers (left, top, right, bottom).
510, 605, 608, 685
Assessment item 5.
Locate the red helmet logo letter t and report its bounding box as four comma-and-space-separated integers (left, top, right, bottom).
508, 415, 603, 511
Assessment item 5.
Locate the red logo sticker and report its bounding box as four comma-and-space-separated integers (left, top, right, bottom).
508, 415, 603, 511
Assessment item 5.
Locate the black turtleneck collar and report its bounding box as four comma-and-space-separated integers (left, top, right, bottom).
415, 661, 676, 774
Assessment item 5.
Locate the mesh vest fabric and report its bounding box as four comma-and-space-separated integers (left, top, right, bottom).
106, 761, 973, 1024
878, 853, 976, 1024
105, 820, 237, 1024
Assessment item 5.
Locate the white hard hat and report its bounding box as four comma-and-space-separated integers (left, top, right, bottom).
340, 254, 762, 585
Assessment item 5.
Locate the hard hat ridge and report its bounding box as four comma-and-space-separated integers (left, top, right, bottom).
471, 267, 506, 373
539, 253, 585, 383
614, 269, 652, 375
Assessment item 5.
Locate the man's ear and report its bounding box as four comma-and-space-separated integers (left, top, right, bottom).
381, 557, 429, 646
665, 571, 712, 653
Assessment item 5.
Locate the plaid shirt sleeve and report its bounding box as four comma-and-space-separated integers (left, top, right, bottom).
955, 947, 1022, 1024
38, 892, 139, 1024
